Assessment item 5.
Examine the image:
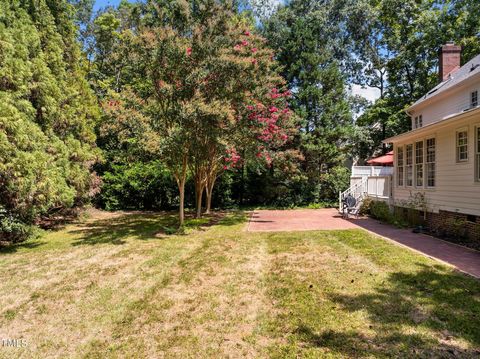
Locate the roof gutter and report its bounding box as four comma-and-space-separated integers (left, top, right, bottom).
407, 71, 480, 113
383, 107, 480, 144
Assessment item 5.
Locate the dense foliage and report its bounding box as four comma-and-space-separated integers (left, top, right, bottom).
0, 0, 100, 242
3, 0, 480, 235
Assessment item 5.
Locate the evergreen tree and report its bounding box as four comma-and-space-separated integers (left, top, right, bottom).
262, 0, 355, 203
0, 0, 99, 241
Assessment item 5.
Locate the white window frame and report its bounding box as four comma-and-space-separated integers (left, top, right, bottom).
415, 140, 424, 187
426, 137, 436, 188
397, 146, 404, 187
413, 115, 423, 129
406, 144, 413, 187
471, 90, 478, 108
456, 128, 468, 163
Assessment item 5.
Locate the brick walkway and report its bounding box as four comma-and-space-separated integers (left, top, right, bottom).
247, 209, 480, 278
246, 208, 359, 232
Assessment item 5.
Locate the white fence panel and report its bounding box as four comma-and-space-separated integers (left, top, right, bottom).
366, 176, 391, 199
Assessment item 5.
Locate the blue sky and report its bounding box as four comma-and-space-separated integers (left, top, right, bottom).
94, 0, 124, 12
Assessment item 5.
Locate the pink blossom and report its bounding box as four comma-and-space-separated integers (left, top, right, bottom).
269, 106, 279, 113
244, 30, 251, 36
242, 40, 249, 46
251, 58, 257, 65
252, 48, 257, 53
234, 44, 241, 51
186, 47, 192, 56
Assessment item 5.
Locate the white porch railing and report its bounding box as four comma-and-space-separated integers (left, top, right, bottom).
351, 166, 393, 177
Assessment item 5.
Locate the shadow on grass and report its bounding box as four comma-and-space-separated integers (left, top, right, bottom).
302, 264, 480, 357
69, 210, 246, 246
0, 240, 44, 254
294, 325, 476, 358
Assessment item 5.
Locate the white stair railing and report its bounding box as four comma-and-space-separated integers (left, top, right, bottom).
339, 177, 368, 213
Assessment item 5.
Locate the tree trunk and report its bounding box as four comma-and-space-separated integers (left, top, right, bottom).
175, 156, 188, 227
205, 176, 216, 214
178, 179, 185, 226
194, 179, 205, 218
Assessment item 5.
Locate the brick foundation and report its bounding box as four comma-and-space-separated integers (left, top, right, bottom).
393, 206, 480, 249
428, 210, 480, 242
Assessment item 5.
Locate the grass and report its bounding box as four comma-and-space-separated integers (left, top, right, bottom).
0, 209, 479, 358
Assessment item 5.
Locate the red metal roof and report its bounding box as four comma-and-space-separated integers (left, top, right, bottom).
366, 151, 394, 165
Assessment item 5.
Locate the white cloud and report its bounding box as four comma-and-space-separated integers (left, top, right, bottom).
351, 84, 381, 103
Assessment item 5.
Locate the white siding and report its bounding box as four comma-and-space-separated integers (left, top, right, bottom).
393, 114, 480, 216
411, 82, 480, 128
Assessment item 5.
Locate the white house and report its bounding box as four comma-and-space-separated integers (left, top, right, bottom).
344, 43, 480, 240
384, 43, 480, 239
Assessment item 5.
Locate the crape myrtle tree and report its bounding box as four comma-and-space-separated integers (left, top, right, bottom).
101, 1, 297, 225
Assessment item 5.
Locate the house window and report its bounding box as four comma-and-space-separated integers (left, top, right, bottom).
456, 130, 468, 162
406, 144, 413, 186
397, 146, 404, 186
476, 127, 480, 181
426, 138, 436, 187
414, 115, 423, 129
471, 91, 478, 108
415, 140, 424, 187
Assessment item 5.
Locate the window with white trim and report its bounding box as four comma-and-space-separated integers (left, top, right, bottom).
414, 115, 423, 129
471, 90, 478, 108
476, 127, 480, 181
456, 130, 468, 162
415, 140, 424, 187
426, 138, 436, 187
397, 146, 404, 187
406, 144, 413, 186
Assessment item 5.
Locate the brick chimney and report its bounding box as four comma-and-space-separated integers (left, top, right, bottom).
438, 42, 461, 82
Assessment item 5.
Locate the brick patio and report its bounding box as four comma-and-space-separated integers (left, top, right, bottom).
247, 209, 480, 278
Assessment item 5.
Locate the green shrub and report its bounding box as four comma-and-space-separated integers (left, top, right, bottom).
370, 201, 392, 222
359, 197, 373, 216
97, 161, 179, 211
0, 208, 33, 244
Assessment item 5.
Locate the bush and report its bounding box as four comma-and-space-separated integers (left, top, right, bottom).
370, 200, 392, 222
97, 161, 179, 211
359, 197, 373, 216
0, 208, 33, 244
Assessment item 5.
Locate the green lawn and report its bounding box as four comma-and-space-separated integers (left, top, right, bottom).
0, 210, 479, 358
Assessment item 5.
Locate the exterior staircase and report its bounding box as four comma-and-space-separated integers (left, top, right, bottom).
339, 177, 368, 215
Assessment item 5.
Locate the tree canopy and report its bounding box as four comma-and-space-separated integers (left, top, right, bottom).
3, 0, 480, 237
